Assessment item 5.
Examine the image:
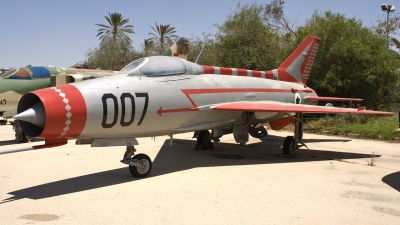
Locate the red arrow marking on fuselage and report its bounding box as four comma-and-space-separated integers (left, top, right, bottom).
157, 88, 316, 116
157, 107, 199, 116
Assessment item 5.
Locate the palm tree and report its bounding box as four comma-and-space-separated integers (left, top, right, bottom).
148, 23, 178, 54
143, 38, 154, 57
95, 12, 134, 43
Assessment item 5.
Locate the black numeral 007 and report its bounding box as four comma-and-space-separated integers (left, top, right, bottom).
101, 93, 149, 128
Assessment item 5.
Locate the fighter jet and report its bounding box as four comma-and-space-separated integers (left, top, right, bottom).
10, 35, 392, 178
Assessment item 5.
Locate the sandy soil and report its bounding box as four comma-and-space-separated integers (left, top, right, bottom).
0, 124, 399, 224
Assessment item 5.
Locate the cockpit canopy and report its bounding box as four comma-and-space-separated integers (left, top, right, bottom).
9, 66, 51, 79
119, 56, 203, 77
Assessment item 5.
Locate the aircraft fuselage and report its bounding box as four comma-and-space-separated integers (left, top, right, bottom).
21, 73, 316, 140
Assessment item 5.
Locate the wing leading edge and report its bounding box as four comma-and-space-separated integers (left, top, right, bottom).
211, 101, 393, 115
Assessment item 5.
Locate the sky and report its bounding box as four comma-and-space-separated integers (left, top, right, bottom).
0, 0, 396, 68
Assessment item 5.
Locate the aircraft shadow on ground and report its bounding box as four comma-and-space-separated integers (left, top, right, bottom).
382, 171, 400, 192
1, 136, 378, 204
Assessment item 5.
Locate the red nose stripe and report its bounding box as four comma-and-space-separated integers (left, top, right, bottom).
33, 84, 87, 139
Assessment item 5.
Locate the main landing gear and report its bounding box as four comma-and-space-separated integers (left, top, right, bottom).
282, 113, 308, 157
193, 130, 214, 150
121, 146, 152, 178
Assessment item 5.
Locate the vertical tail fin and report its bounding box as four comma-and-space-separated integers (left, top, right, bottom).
276, 36, 320, 84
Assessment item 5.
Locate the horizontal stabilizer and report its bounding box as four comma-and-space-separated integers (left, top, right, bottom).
305, 96, 363, 101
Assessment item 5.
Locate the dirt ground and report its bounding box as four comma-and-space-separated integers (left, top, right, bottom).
0, 123, 399, 224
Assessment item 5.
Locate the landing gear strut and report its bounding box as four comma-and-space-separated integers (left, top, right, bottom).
282, 113, 307, 157
121, 146, 152, 178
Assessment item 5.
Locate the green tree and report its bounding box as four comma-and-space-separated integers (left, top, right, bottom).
143, 38, 155, 57
186, 33, 218, 65
372, 13, 400, 43
297, 11, 400, 109
212, 3, 281, 70
86, 38, 138, 71
263, 0, 297, 37
148, 23, 179, 55
95, 12, 135, 43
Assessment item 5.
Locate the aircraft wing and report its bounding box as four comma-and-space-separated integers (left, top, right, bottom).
210, 101, 393, 115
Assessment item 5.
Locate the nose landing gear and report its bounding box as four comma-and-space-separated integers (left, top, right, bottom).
129, 154, 152, 178
121, 146, 152, 178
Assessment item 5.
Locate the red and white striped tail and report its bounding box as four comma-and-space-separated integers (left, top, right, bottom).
200, 36, 320, 85
276, 36, 320, 84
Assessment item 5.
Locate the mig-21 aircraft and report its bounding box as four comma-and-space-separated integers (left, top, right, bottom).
8, 35, 392, 178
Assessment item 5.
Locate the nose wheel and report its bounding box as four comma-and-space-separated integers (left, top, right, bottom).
129, 154, 152, 178
121, 146, 152, 178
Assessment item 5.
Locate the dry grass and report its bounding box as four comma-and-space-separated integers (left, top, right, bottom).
266, 115, 400, 142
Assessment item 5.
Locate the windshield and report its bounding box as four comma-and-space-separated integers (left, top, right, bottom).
120, 58, 145, 73
139, 56, 186, 76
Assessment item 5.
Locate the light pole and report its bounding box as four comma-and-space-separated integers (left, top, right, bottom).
381, 4, 395, 48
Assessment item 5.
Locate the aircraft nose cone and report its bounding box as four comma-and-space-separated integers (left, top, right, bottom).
13, 101, 45, 128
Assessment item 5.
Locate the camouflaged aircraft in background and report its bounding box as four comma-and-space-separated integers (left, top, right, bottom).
0, 66, 116, 117
162, 37, 189, 60
0, 66, 117, 142
0, 67, 18, 78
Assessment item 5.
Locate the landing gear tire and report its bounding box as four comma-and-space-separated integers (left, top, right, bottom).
196, 130, 213, 150
129, 154, 152, 178
283, 136, 297, 157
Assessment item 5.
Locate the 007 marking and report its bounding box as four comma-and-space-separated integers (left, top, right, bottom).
101, 93, 149, 128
